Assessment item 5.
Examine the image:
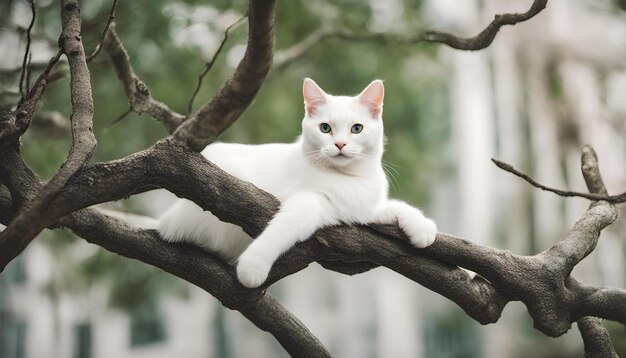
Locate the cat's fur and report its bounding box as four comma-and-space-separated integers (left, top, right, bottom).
158, 79, 437, 288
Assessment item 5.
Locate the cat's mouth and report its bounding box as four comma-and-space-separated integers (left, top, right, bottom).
334, 153, 351, 159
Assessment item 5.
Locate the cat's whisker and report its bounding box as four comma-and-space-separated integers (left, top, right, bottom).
382, 162, 400, 192
381, 159, 402, 176
381, 159, 401, 168
383, 164, 401, 178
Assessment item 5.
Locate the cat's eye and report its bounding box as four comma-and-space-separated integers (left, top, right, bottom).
320, 123, 332, 133
351, 123, 363, 134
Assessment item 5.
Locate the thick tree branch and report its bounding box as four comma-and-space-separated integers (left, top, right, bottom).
577, 317, 619, 358
1, 131, 622, 352
273, 0, 548, 71
103, 25, 184, 133
3, 141, 621, 339
0, 153, 330, 357
1, 1, 623, 354
0, 0, 97, 271
173, 0, 275, 151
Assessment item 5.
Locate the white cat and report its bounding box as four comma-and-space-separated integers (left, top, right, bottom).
158, 79, 437, 288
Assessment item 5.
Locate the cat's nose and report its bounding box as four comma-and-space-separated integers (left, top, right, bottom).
335, 142, 346, 150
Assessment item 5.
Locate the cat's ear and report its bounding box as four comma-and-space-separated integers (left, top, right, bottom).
358, 80, 384, 118
303, 78, 327, 116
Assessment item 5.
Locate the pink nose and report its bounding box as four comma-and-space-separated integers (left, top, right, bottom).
335, 142, 346, 150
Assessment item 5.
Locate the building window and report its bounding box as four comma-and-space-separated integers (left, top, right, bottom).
213, 305, 233, 358
423, 310, 482, 358
0, 314, 27, 358
130, 300, 166, 347
73, 323, 92, 358
5, 256, 27, 285
14, 322, 26, 358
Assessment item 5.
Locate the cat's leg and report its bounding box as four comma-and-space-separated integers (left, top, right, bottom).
158, 199, 252, 262
236, 192, 334, 288
375, 199, 437, 248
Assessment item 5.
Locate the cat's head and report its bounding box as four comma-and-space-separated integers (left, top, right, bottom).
301, 78, 384, 170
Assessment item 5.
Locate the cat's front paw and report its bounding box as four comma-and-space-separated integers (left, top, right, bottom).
398, 214, 437, 248
236, 250, 272, 289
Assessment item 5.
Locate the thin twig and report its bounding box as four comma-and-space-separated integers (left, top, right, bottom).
20, 49, 62, 108
25, 52, 32, 93
186, 15, 247, 116
86, 0, 118, 63
109, 106, 132, 126
18, 0, 36, 99
492, 158, 626, 203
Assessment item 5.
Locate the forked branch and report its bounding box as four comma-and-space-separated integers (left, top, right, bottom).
103, 25, 184, 133
0, 0, 97, 271
492, 157, 626, 203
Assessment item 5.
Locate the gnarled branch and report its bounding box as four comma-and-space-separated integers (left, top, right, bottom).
1, 139, 621, 341
103, 25, 184, 133
0, 0, 97, 272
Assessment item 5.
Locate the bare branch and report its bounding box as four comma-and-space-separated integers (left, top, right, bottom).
545, 145, 618, 273
103, 25, 184, 133
273, 0, 549, 71
0, 0, 97, 270
86, 0, 118, 63
109, 105, 132, 127
186, 15, 247, 116
1, 131, 623, 352
173, 0, 275, 151
577, 318, 619, 357
5, 142, 621, 337
0, 49, 64, 153
573, 283, 626, 325
18, 0, 36, 98
64, 209, 330, 357
273, 28, 333, 72
492, 158, 626, 203
421, 0, 548, 50
0, 156, 331, 357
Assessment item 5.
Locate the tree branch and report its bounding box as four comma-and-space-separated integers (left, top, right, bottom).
577, 317, 619, 358
273, 0, 549, 71
186, 15, 247, 116
2, 141, 621, 339
103, 25, 184, 133
0, 152, 331, 358
421, 0, 548, 50
492, 158, 626, 203
86, 0, 118, 63
18, 0, 36, 99
0, 0, 97, 271
1, 1, 623, 354
173, 0, 275, 151
0, 49, 63, 154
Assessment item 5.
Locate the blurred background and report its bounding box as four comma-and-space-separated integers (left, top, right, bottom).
1, 0, 626, 357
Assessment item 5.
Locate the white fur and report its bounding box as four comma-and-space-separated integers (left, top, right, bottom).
158, 79, 437, 288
